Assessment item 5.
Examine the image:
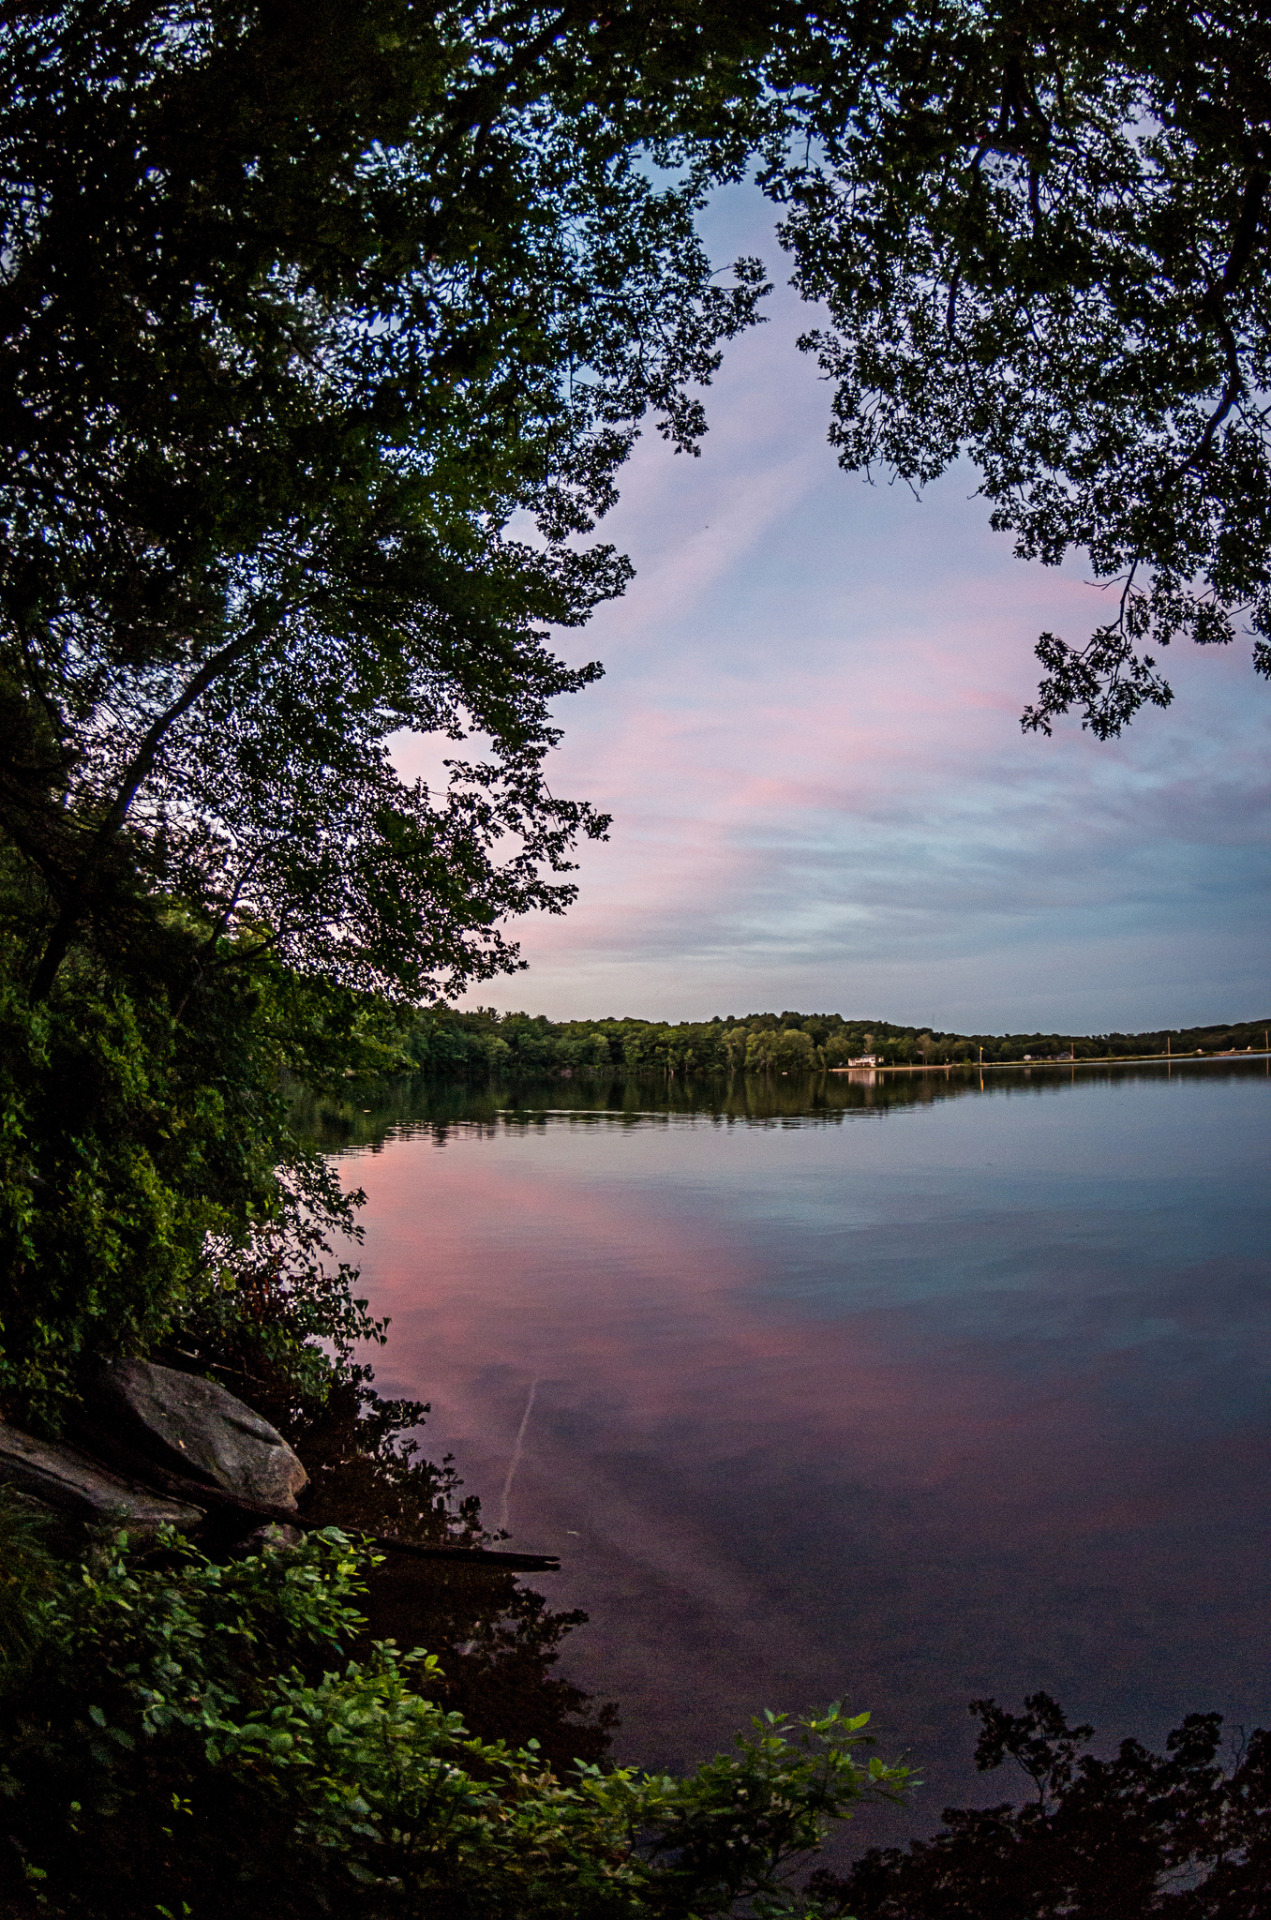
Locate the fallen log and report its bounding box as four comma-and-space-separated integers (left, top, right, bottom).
76, 1423, 561, 1569
370, 1535, 560, 1573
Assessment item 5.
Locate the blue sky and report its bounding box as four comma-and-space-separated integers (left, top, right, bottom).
444, 185, 1271, 1033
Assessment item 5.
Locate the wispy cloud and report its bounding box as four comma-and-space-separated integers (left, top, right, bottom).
436, 193, 1271, 1030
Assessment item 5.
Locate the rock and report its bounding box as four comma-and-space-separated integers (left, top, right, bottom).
86, 1360, 308, 1512
0, 1425, 204, 1533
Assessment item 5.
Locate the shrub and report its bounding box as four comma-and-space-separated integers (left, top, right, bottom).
0, 1522, 908, 1919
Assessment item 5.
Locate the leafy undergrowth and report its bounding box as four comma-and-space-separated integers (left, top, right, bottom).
0, 1510, 908, 1919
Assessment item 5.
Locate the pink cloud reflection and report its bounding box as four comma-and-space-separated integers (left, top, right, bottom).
347, 1126, 1271, 1797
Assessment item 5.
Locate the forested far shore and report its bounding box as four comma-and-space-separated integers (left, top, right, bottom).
403, 1008, 1271, 1078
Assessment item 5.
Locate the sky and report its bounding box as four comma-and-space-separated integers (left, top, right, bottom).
419, 183, 1271, 1034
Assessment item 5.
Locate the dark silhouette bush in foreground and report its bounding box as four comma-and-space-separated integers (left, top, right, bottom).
811, 1692, 1271, 1918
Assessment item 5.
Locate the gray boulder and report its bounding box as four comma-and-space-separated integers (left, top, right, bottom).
87, 1360, 308, 1512
0, 1424, 204, 1532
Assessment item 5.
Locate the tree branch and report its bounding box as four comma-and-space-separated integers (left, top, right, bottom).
29, 623, 266, 1000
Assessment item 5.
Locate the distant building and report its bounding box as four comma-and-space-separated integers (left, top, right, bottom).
847, 1054, 879, 1067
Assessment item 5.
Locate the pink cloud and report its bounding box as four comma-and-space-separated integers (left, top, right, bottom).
385, 198, 1271, 1026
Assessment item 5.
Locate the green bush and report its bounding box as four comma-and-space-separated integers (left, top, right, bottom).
0, 909, 405, 1426
0, 1522, 908, 1919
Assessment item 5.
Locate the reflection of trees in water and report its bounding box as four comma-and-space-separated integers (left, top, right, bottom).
812, 1692, 1271, 1918
299, 1059, 1270, 1152
204, 1358, 616, 1776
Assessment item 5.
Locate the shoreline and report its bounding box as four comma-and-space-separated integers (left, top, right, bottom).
830, 1051, 1271, 1075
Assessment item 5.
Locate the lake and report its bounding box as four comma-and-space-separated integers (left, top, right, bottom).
331, 1059, 1271, 1842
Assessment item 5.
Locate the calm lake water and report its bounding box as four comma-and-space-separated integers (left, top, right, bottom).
332, 1060, 1271, 1840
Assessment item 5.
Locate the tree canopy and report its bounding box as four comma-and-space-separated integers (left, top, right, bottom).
767, 0, 1271, 736
4, 0, 1269, 1030
0, 0, 775, 1004
3, 0, 1269, 1405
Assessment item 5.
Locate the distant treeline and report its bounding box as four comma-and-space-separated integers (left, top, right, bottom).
402, 1007, 1271, 1079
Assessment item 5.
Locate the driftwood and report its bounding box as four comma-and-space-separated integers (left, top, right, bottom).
370, 1536, 560, 1573
0, 1360, 565, 1576
76, 1421, 560, 1571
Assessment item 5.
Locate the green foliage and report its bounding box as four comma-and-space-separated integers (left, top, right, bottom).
0, 1527, 909, 1919
393, 1005, 1271, 1081
0, 0, 770, 1007
811, 1691, 1271, 1917
0, 902, 403, 1422
7, 2, 1266, 1019
0, 950, 264, 1420
0, 1494, 61, 1682
0, 884, 618, 1782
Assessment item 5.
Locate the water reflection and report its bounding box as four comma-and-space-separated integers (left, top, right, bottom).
305, 1055, 1270, 1150
323, 1061, 1271, 1842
